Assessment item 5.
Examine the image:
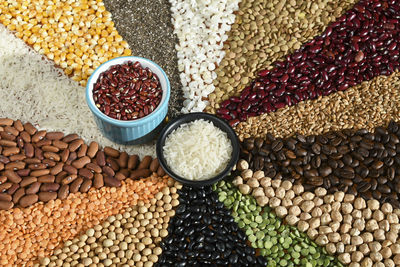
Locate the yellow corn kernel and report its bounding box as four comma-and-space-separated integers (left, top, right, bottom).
120, 40, 129, 48
123, 48, 132, 56
114, 34, 122, 43
75, 49, 83, 58
98, 37, 106, 45
65, 67, 73, 75
47, 52, 54, 60
106, 35, 114, 43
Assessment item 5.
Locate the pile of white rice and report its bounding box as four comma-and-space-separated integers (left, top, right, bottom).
163, 119, 233, 180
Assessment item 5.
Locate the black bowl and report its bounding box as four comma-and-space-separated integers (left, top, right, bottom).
156, 112, 240, 187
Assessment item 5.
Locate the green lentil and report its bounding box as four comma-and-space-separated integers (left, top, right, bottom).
214, 181, 341, 266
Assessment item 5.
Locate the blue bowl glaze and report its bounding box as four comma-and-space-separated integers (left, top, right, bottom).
86, 56, 170, 145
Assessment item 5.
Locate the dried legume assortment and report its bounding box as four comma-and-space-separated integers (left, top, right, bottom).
206, 0, 357, 113
170, 0, 240, 113
240, 120, 400, 208
215, 0, 400, 126
156, 186, 267, 266
234, 71, 400, 141
39, 181, 180, 267
0, 0, 131, 86
232, 167, 400, 266
214, 181, 342, 267
93, 61, 163, 120
0, 174, 167, 266
0, 118, 164, 210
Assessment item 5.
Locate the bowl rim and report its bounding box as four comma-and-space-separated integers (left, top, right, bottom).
85, 56, 170, 127
156, 112, 240, 187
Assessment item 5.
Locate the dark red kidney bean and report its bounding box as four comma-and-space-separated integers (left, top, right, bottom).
216, 0, 400, 125
93, 61, 163, 121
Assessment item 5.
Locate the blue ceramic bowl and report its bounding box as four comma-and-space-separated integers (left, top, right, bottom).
86, 56, 170, 145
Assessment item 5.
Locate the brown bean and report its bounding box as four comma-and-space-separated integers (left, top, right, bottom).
104, 146, 120, 158
38, 175, 55, 183
50, 162, 64, 175
62, 133, 79, 143
0, 182, 12, 192
20, 131, 31, 143
38, 191, 57, 202
119, 168, 130, 177
0, 162, 3, 171
31, 130, 46, 143
0, 200, 13, 210
70, 177, 83, 193
0, 176, 6, 184
40, 183, 60, 192
12, 188, 25, 204
86, 162, 102, 173
55, 171, 68, 184
23, 122, 37, 135
80, 179, 92, 193
24, 158, 40, 164
0, 139, 17, 147
16, 169, 30, 177
26, 182, 41, 194
19, 194, 38, 208
96, 151, 106, 166
77, 143, 88, 158
117, 152, 128, 168
43, 152, 60, 161
4, 170, 22, 183
42, 159, 56, 167
4, 126, 19, 136
106, 157, 119, 171
67, 151, 77, 162
7, 183, 19, 194
24, 143, 34, 158
0, 193, 12, 202
42, 145, 59, 153
2, 147, 20, 156
16, 136, 24, 148
149, 158, 160, 172
63, 164, 78, 175
34, 147, 44, 160
104, 175, 121, 187
5, 161, 25, 170
9, 153, 26, 162
0, 155, 10, 164
52, 140, 68, 150
28, 163, 47, 170
137, 155, 152, 169
79, 168, 93, 179
68, 138, 83, 152
130, 169, 152, 179
0, 131, 16, 141
87, 141, 99, 158
157, 166, 166, 176
102, 165, 115, 177
20, 177, 37, 187
127, 155, 139, 170
30, 169, 50, 177
58, 184, 69, 200
61, 174, 78, 185
115, 172, 126, 181
36, 139, 52, 147
60, 149, 69, 162
93, 173, 104, 188
0, 118, 14, 126
45, 131, 64, 140
13, 119, 23, 131
72, 156, 90, 169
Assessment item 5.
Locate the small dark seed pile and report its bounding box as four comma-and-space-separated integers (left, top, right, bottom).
155, 186, 267, 266
216, 0, 400, 126
241, 120, 400, 208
